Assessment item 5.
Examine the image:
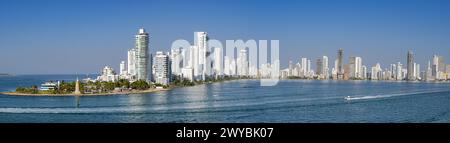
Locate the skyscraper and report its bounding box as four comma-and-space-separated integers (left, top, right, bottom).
432, 55, 445, 80
349, 57, 362, 79
135, 28, 150, 81
171, 48, 183, 76
154, 51, 170, 85
301, 58, 308, 77
396, 62, 403, 80
213, 47, 223, 77
415, 63, 420, 80
322, 56, 329, 79
337, 49, 344, 79
288, 59, 293, 76
371, 63, 382, 80
316, 58, 323, 76
361, 65, 367, 79
127, 48, 137, 77
238, 49, 248, 76
406, 50, 415, 80
194, 32, 209, 80
119, 61, 126, 75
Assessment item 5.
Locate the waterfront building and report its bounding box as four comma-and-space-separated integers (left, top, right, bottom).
192, 45, 200, 79
97, 66, 119, 82
127, 48, 137, 76
349, 57, 362, 79
181, 68, 194, 81
407, 51, 415, 81
361, 65, 367, 79
154, 51, 170, 85
135, 28, 150, 81
371, 63, 382, 80
316, 58, 323, 78
322, 56, 329, 79
194, 32, 209, 80
447, 65, 450, 79
213, 47, 223, 78
337, 48, 344, 79
396, 62, 403, 80
344, 64, 350, 80
237, 49, 248, 76
289, 59, 293, 77
119, 61, 126, 75
301, 58, 307, 77
40, 81, 59, 91
415, 63, 421, 80
171, 47, 183, 77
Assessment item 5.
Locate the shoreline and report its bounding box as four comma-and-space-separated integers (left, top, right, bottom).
0, 87, 171, 97
0, 78, 243, 97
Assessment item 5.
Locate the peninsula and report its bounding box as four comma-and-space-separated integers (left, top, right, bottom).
1, 76, 243, 96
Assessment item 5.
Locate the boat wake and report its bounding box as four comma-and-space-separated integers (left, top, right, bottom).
344, 90, 449, 101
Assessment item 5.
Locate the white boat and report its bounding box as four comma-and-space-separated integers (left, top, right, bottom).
344, 96, 352, 100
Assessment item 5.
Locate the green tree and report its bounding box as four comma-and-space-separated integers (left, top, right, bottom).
130, 80, 150, 90
118, 79, 130, 88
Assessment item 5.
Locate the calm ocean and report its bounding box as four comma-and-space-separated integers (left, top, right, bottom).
1, 75, 450, 123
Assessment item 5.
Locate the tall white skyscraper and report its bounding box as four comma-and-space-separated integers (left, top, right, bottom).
191, 45, 199, 79
396, 62, 403, 80
127, 48, 137, 77
361, 65, 367, 79
230, 59, 237, 76
135, 28, 150, 81
213, 47, 223, 77
322, 56, 329, 79
171, 48, 183, 76
415, 63, 420, 80
301, 58, 308, 77
194, 32, 209, 80
154, 51, 170, 85
390, 64, 396, 79
119, 61, 126, 75
238, 49, 248, 76
224, 56, 231, 76
307, 59, 311, 76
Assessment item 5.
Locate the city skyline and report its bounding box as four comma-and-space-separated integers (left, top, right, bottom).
1, 0, 450, 74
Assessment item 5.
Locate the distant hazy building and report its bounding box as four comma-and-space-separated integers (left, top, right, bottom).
371, 63, 382, 80
446, 65, 450, 80
301, 58, 308, 77
181, 68, 194, 81
349, 57, 362, 79
322, 56, 329, 79
316, 58, 323, 77
337, 48, 344, 79
154, 51, 170, 85
171, 47, 183, 77
406, 51, 415, 81
396, 62, 403, 80
135, 28, 150, 81
361, 65, 367, 79
415, 63, 421, 80
237, 49, 248, 76
213, 47, 223, 77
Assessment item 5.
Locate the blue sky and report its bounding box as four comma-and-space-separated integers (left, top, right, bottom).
1, 0, 450, 74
